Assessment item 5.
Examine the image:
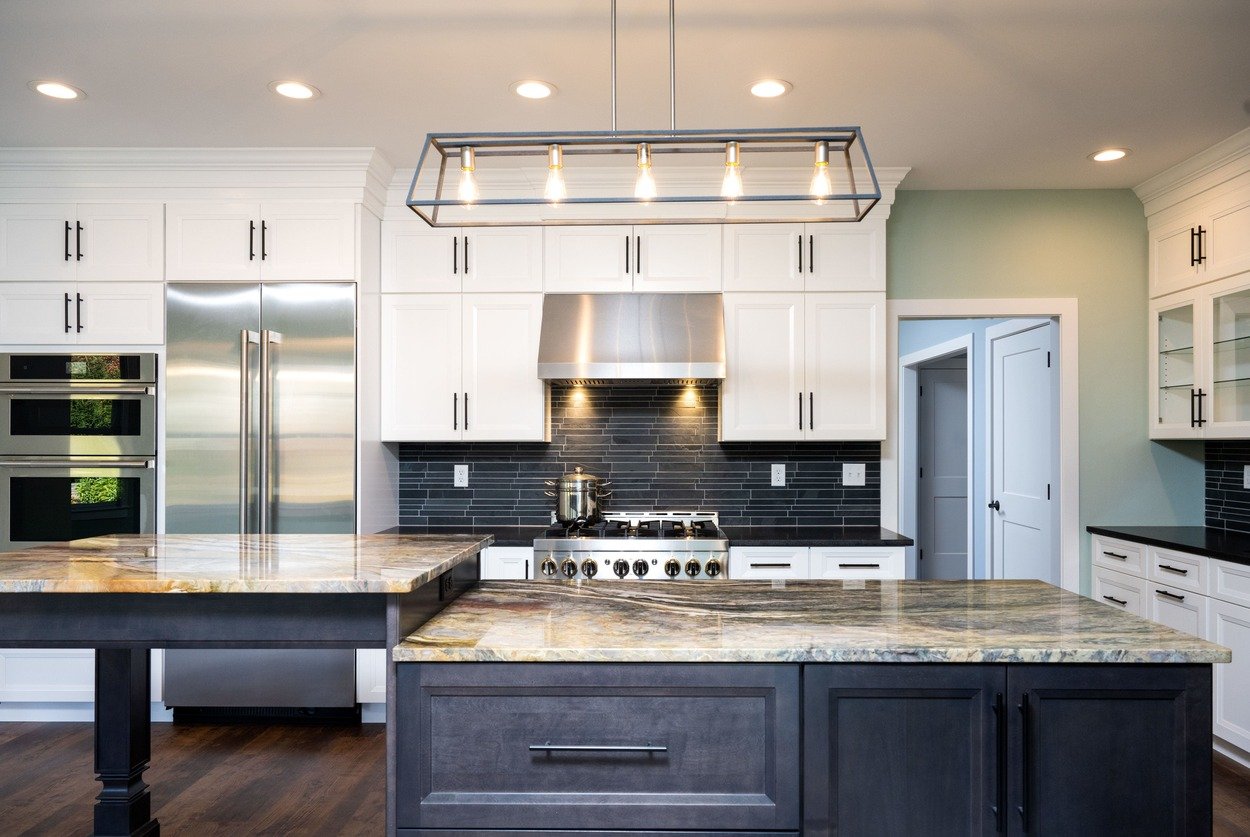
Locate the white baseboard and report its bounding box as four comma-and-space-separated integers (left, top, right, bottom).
361, 702, 386, 724
0, 702, 173, 723
1215, 737, 1250, 770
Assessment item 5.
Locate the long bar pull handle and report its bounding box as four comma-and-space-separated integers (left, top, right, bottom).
64, 221, 72, 261
1158, 563, 1189, 576
1018, 693, 1031, 832
838, 563, 881, 569
258, 330, 283, 535
798, 233, 803, 274
64, 293, 72, 333
1156, 589, 1186, 602
464, 235, 470, 275
260, 221, 268, 260
1102, 594, 1128, 607
809, 391, 814, 430
238, 330, 260, 534
75, 294, 83, 333
636, 235, 641, 276
453, 393, 458, 430
453, 236, 458, 274
798, 392, 803, 430
1196, 389, 1207, 426
1190, 227, 1198, 267
1102, 551, 1128, 560
750, 562, 794, 569
76, 222, 83, 261
529, 743, 667, 754
1196, 226, 1207, 265
1190, 388, 1197, 427
249, 222, 256, 261
625, 235, 630, 275
0, 458, 154, 469
808, 234, 814, 274
464, 392, 469, 431
993, 692, 1006, 833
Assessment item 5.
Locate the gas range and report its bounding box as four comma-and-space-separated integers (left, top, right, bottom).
533, 511, 729, 581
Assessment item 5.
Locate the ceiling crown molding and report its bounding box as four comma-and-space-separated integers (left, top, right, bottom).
1134, 127, 1250, 217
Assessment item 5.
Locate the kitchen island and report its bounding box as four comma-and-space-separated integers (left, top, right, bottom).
393, 580, 1229, 837
0, 533, 490, 837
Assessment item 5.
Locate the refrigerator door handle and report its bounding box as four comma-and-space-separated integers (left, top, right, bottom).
239, 330, 260, 534
259, 330, 283, 535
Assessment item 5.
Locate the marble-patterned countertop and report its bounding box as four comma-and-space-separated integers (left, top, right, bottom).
0, 534, 491, 594
394, 579, 1230, 664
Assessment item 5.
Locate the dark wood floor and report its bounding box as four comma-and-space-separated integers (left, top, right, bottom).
1, 722, 1249, 835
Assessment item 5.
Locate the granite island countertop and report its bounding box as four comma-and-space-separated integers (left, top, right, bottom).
393, 579, 1230, 664
0, 533, 492, 593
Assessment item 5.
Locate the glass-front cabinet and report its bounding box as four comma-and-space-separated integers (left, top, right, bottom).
1150, 292, 1203, 439
1207, 276, 1250, 435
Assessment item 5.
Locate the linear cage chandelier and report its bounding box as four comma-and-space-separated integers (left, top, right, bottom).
406, 1, 881, 227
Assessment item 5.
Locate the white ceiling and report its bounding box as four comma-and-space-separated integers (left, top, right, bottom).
2, 0, 1248, 189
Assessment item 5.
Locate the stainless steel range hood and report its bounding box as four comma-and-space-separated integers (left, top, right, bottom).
537, 293, 725, 384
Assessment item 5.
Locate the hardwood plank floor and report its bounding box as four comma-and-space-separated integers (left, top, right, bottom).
1, 722, 1248, 835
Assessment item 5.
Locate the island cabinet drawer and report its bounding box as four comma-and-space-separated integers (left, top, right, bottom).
395, 663, 801, 833
809, 547, 905, 580
1091, 535, 1146, 576
1092, 566, 1147, 617
1147, 546, 1207, 595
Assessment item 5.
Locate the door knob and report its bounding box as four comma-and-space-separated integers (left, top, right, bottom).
988, 500, 1001, 511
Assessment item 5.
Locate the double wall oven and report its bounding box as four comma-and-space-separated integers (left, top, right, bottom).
0, 353, 157, 552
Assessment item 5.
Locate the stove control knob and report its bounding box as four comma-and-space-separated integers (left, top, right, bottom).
581, 559, 599, 579
664, 558, 681, 578
633, 559, 649, 578
540, 558, 558, 577
684, 558, 702, 578
704, 557, 723, 578
560, 558, 578, 578
612, 559, 630, 578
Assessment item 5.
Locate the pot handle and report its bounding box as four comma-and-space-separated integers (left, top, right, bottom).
598, 491, 614, 498
544, 491, 556, 497
543, 480, 556, 486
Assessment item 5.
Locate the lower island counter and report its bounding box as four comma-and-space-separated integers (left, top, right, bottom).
391, 579, 1230, 837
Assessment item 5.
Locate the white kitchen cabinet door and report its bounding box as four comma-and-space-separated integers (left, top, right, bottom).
1149, 291, 1203, 439
1150, 217, 1206, 299
1208, 184, 1250, 283
481, 546, 534, 579
1212, 558, 1250, 609
0, 204, 76, 283
462, 294, 546, 441
77, 283, 165, 345
722, 224, 804, 292
728, 546, 809, 579
1209, 599, 1250, 753
0, 283, 76, 344
805, 223, 885, 292
805, 292, 886, 440
1092, 566, 1147, 618
463, 229, 543, 293
0, 649, 95, 702
380, 294, 463, 441
75, 203, 164, 283
381, 221, 460, 293
810, 547, 906, 580
543, 226, 632, 293
166, 202, 262, 282
259, 202, 356, 282
355, 649, 387, 704
1147, 586, 1207, 638
720, 293, 804, 441
633, 225, 722, 292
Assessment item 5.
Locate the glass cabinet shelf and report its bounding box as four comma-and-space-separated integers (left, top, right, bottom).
1159, 382, 1196, 390
1159, 344, 1195, 355
1213, 334, 1250, 349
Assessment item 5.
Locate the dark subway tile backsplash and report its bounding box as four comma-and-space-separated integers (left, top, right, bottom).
397, 384, 880, 528
1206, 440, 1250, 533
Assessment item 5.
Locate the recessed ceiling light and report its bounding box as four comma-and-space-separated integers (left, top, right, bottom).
511, 80, 556, 99
750, 79, 792, 98
269, 81, 320, 100
29, 80, 84, 100
1089, 148, 1130, 162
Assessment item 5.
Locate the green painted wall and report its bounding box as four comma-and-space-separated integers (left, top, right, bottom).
887, 189, 1204, 591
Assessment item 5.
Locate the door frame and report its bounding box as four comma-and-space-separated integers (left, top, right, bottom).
884, 298, 1079, 593
984, 318, 1059, 583
899, 335, 974, 580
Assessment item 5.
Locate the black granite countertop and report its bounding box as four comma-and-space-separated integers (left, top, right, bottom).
388, 526, 546, 548
721, 526, 913, 548
1086, 526, 1250, 568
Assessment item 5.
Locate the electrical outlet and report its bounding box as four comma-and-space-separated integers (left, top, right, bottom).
843, 463, 866, 487
453, 464, 469, 488
1243, 465, 1250, 490
771, 463, 786, 487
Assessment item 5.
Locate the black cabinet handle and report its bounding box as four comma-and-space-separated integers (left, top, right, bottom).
464, 392, 469, 431
464, 235, 470, 275
1190, 388, 1198, 427
797, 233, 803, 274
260, 221, 268, 260
1158, 563, 1189, 576
75, 222, 83, 261
750, 562, 793, 569
993, 692, 1006, 833
524, 559, 529, 579
453, 236, 458, 274
1156, 588, 1186, 602
809, 391, 814, 430
838, 563, 881, 569
529, 742, 667, 754
1102, 551, 1128, 560
64, 221, 72, 261
798, 391, 803, 430
1191, 227, 1199, 267
808, 234, 814, 274
63, 292, 72, 333
1102, 594, 1128, 607
453, 393, 458, 430
1196, 226, 1207, 265
1018, 692, 1031, 832
625, 235, 630, 274
988, 500, 1001, 511
636, 235, 641, 275
249, 221, 256, 261
75, 293, 83, 332
1196, 389, 1207, 426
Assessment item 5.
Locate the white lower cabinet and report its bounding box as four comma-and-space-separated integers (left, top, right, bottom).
355, 649, 388, 705
0, 649, 95, 702
1147, 584, 1208, 637
728, 545, 904, 580
1210, 599, 1250, 753
480, 546, 533, 580
728, 547, 809, 580
1092, 565, 1147, 617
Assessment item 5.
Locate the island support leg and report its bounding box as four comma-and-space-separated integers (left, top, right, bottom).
93, 648, 159, 837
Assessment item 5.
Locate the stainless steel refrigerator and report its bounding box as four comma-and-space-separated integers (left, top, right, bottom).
163, 282, 357, 717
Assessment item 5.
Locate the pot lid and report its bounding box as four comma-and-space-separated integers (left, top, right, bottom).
559, 465, 602, 484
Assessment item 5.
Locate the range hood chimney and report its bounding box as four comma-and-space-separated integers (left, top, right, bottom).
537, 293, 725, 384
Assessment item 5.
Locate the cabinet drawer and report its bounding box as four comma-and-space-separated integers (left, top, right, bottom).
729, 546, 809, 579
1092, 566, 1147, 618
395, 663, 800, 832
809, 546, 905, 580
1147, 584, 1208, 638
1211, 559, 1250, 608
480, 546, 533, 580
1147, 546, 1207, 594
1091, 535, 1146, 577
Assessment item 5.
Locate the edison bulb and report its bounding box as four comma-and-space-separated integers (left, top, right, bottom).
634, 143, 657, 201
809, 141, 832, 204
720, 142, 743, 200
457, 147, 479, 203
544, 144, 567, 202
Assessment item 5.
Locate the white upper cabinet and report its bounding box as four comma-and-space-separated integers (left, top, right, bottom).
720, 292, 805, 440
543, 224, 720, 293
0, 282, 163, 345
1149, 171, 1250, 298
1208, 184, 1250, 282
1151, 218, 1205, 299
0, 203, 163, 283
381, 223, 542, 294
380, 292, 547, 442
805, 292, 886, 439
166, 201, 355, 282
1149, 290, 1203, 439
0, 283, 72, 344
723, 222, 885, 292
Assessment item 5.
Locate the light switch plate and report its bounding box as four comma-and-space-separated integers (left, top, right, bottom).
771, 464, 786, 487
1243, 465, 1250, 489
843, 463, 866, 487
454, 464, 469, 488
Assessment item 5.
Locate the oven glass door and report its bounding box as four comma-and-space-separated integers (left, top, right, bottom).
1, 459, 155, 551
3, 353, 156, 384
0, 390, 156, 457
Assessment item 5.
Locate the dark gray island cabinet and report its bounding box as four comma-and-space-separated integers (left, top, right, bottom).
392, 580, 1229, 837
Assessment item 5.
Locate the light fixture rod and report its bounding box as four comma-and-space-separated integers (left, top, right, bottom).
610, 0, 618, 132
669, 0, 676, 131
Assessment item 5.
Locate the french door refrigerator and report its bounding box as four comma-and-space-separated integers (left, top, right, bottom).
163, 282, 358, 719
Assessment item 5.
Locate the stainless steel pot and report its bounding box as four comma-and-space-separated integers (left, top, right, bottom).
545, 466, 612, 526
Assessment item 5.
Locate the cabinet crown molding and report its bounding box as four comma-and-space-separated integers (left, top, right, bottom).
1135, 127, 1250, 217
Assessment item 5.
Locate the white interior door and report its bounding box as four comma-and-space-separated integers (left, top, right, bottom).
917, 363, 969, 579
988, 321, 1057, 582
461, 293, 546, 441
